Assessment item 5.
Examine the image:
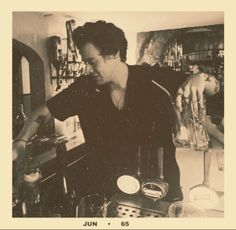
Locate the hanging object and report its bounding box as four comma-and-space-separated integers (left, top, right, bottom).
48, 20, 85, 91
66, 20, 77, 54
48, 36, 64, 90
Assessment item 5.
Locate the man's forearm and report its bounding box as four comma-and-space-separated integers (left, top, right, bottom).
14, 103, 52, 142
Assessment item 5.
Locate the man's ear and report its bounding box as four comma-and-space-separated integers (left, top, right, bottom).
114, 51, 120, 59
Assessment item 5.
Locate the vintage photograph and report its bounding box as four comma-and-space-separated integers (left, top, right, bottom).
12, 11, 224, 220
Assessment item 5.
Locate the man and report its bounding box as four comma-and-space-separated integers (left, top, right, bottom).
13, 20, 209, 202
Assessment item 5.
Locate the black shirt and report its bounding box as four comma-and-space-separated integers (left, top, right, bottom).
47, 65, 186, 194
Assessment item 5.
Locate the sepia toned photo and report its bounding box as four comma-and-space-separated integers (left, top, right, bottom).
12, 11, 224, 222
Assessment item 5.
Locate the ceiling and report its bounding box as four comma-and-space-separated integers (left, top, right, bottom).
41, 11, 224, 34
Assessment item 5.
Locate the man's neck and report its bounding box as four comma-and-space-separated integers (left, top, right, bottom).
109, 62, 128, 91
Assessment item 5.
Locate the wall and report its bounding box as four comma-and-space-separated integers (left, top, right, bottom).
63, 11, 224, 64
13, 11, 224, 93
13, 12, 52, 99
12, 12, 224, 138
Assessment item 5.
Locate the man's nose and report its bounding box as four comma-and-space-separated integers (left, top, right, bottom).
84, 64, 94, 75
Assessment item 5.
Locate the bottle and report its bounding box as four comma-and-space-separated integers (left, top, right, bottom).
12, 161, 22, 217
19, 154, 42, 217
60, 183, 77, 217
52, 143, 77, 217
174, 98, 191, 147
189, 98, 209, 151
174, 97, 209, 151
13, 103, 27, 138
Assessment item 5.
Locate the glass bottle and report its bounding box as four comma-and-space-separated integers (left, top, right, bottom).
13, 103, 27, 138
189, 98, 209, 151
174, 97, 209, 151
174, 98, 191, 148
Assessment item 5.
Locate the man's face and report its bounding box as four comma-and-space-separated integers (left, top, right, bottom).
80, 42, 118, 85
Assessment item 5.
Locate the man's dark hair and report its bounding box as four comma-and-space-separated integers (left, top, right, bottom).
72, 20, 128, 62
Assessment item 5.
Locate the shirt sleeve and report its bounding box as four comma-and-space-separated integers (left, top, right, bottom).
46, 76, 88, 121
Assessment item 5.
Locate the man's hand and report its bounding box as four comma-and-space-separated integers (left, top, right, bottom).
175, 73, 206, 112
